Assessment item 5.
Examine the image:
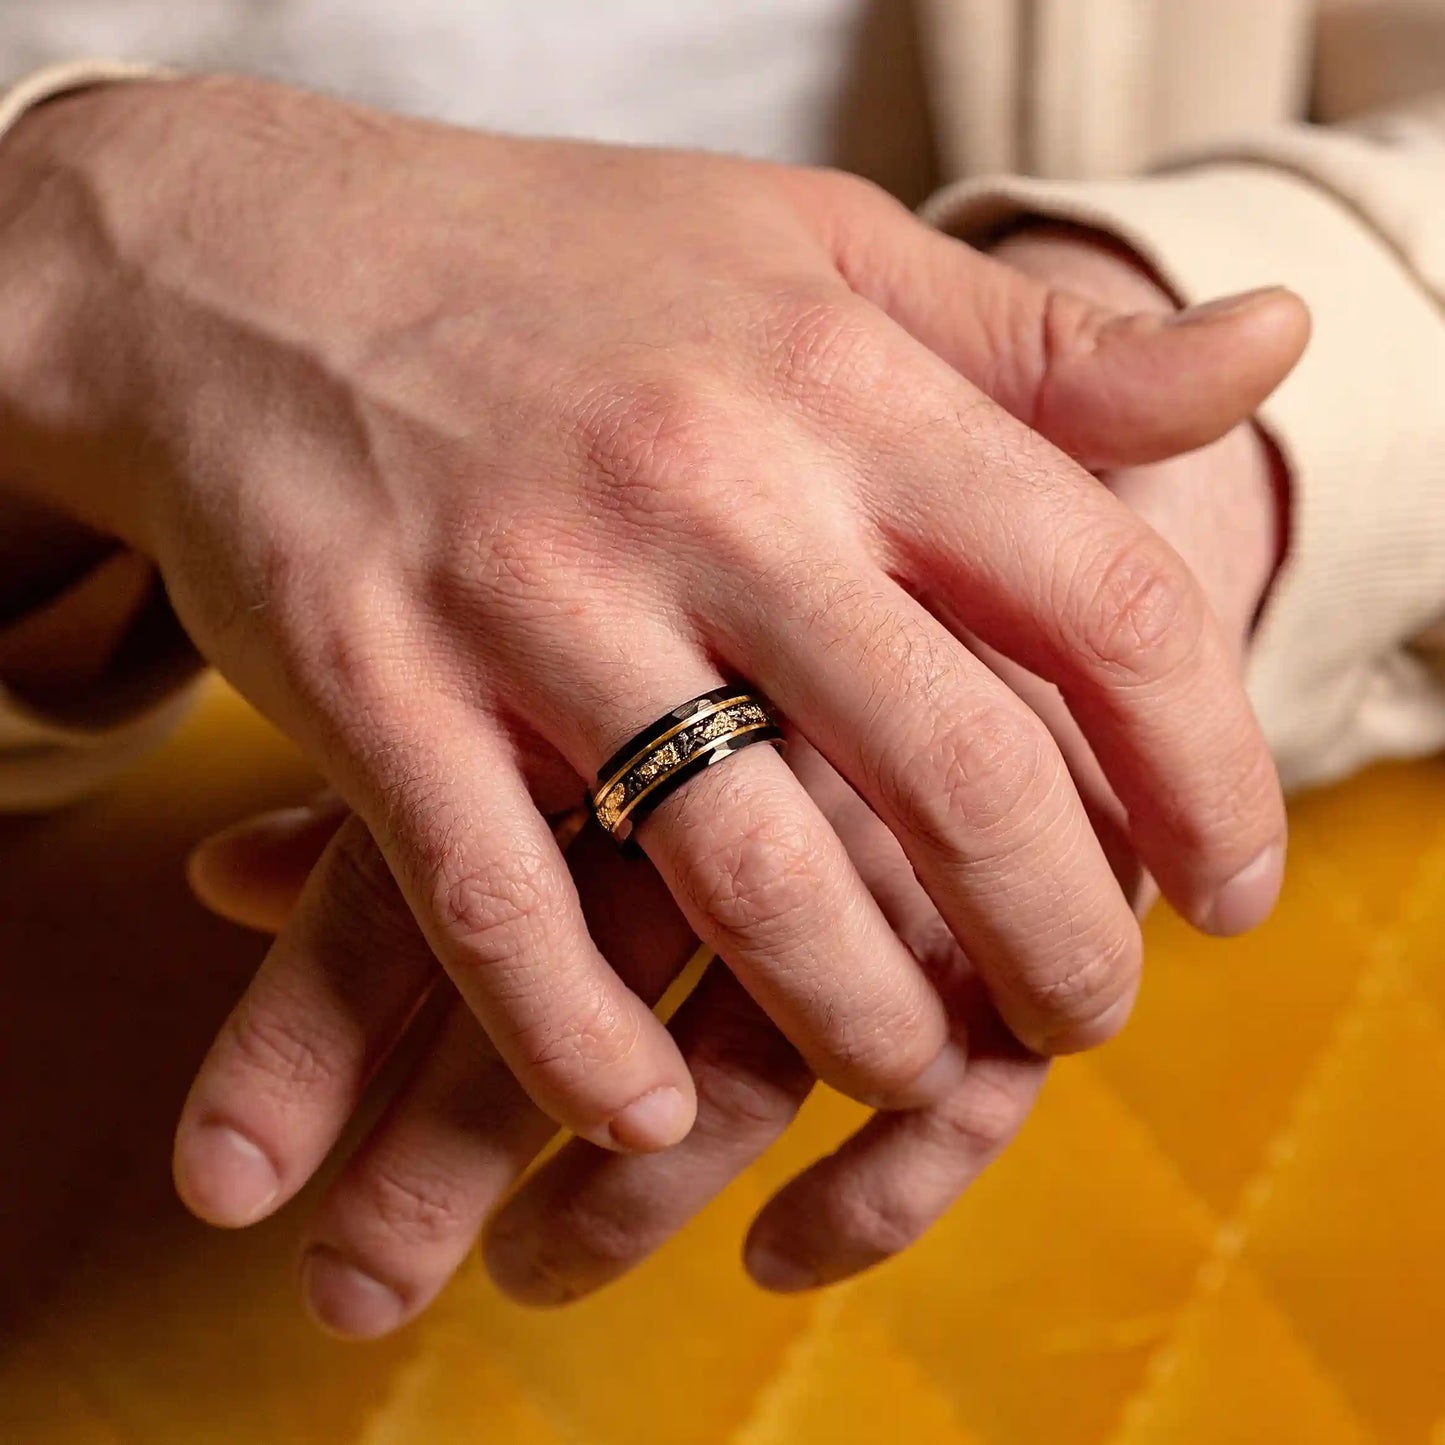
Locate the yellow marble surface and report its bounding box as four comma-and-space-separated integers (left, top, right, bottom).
3, 679, 1444, 1443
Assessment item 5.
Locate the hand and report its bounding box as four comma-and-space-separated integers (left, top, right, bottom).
185, 221, 1291, 1334
4, 77, 1300, 1190
189, 783, 1051, 1331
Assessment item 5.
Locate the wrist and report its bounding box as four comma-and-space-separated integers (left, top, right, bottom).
0, 74, 190, 550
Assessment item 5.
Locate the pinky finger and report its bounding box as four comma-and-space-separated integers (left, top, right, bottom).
743, 989, 1048, 1292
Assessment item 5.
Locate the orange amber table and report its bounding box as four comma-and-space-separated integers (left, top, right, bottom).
3, 679, 1444, 1444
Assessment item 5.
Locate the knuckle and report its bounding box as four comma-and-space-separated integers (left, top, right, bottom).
1063, 531, 1206, 685
688, 1032, 811, 1134
803, 163, 894, 215
878, 704, 1057, 860
1027, 920, 1141, 1041
755, 287, 890, 403
681, 803, 821, 948
547, 1192, 650, 1271
223, 1002, 335, 1093
1004, 285, 1102, 427
438, 510, 577, 620
510, 992, 641, 1080
569, 372, 722, 521
832, 1184, 930, 1262
352, 1157, 471, 1249
924, 1076, 1028, 1160
432, 846, 558, 956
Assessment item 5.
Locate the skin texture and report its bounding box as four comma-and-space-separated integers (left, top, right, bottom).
186, 221, 1290, 1338
0, 74, 1302, 1335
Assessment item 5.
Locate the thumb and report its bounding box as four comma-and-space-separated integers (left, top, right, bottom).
188, 793, 346, 933
833, 198, 1310, 469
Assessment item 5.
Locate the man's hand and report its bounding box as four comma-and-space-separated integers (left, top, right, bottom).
1, 72, 1306, 1161
181, 211, 1293, 1335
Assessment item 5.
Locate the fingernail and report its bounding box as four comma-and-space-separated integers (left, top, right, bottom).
301, 1245, 406, 1339
253, 804, 323, 830
1166, 286, 1287, 326
175, 1123, 279, 1227
745, 1241, 819, 1293
187, 808, 316, 883
1198, 842, 1285, 935
226, 798, 334, 841
606, 1085, 693, 1152
881, 1040, 970, 1109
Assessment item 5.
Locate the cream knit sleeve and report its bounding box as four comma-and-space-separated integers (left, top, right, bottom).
0, 61, 202, 812
924, 96, 1445, 794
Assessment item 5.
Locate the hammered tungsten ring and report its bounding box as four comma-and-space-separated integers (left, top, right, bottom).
589, 685, 784, 846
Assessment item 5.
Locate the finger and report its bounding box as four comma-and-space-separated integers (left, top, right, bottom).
843, 210, 1294, 913
768, 746, 1048, 1294
745, 983, 1049, 1292
626, 740, 964, 1108
484, 963, 814, 1307
298, 821, 702, 1336
187, 793, 346, 932
187, 796, 592, 937
885, 437, 1285, 941
299, 1002, 553, 1338
350, 717, 699, 1152
173, 813, 440, 1227
791, 716, 1156, 934
783, 305, 1286, 942
710, 561, 1145, 1056
964, 632, 1158, 918
817, 176, 1310, 469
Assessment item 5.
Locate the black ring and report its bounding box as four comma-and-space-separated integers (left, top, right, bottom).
589, 685, 784, 848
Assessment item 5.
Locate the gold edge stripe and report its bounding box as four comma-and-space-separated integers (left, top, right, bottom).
609, 721, 778, 831
608, 721, 778, 831
593, 706, 767, 828
592, 693, 754, 804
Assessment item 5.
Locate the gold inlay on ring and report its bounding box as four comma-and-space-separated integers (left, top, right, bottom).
591, 698, 775, 836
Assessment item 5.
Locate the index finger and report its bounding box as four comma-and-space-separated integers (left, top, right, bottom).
849, 336, 1286, 937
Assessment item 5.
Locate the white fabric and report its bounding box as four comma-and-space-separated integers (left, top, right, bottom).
0, 0, 869, 163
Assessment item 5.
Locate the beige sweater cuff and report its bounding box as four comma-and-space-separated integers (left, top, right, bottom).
924, 159, 1445, 794
0, 58, 167, 126
0, 60, 196, 811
